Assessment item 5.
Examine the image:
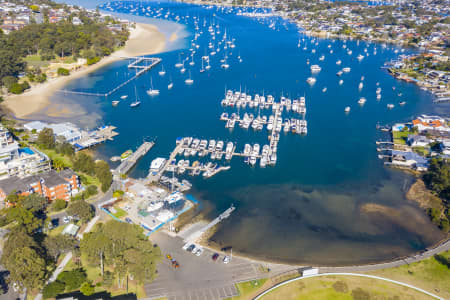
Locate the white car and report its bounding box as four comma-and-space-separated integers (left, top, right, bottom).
62, 216, 70, 224
223, 255, 230, 264
195, 248, 204, 257
182, 243, 190, 251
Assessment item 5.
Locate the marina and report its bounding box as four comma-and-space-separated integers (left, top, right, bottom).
114, 141, 155, 177
56, 0, 445, 265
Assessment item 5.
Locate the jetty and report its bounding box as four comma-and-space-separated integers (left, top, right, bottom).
114, 141, 155, 176
58, 57, 161, 97
74, 126, 119, 151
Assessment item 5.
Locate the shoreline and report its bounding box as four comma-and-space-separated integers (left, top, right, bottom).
2, 22, 167, 119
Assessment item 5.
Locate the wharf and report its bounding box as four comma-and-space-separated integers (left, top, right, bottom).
146, 143, 184, 183
114, 141, 155, 177
58, 57, 161, 97
74, 126, 119, 151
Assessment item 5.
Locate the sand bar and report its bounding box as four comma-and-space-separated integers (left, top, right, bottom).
2, 23, 166, 119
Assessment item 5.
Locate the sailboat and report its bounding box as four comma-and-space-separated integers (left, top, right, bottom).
146, 77, 160, 96
221, 55, 229, 69
185, 70, 194, 85
158, 65, 166, 76
200, 58, 205, 73
168, 77, 173, 90
130, 86, 141, 107
180, 61, 186, 74
175, 54, 183, 68
205, 59, 211, 70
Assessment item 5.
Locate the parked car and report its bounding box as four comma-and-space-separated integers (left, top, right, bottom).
212, 253, 219, 261
125, 217, 133, 224
195, 248, 204, 257
182, 243, 190, 251
223, 256, 230, 264
63, 216, 70, 224
187, 244, 196, 252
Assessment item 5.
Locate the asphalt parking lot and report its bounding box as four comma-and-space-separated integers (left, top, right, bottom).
145, 232, 266, 300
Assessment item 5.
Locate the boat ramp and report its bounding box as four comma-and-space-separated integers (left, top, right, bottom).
114, 141, 155, 177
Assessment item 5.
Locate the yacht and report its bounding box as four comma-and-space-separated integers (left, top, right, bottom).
336, 60, 342, 65
358, 82, 363, 90
342, 67, 351, 73
168, 82, 173, 90
339, 79, 344, 85
146, 77, 160, 96
306, 77, 316, 85
310, 65, 321, 72
387, 104, 395, 109
376, 94, 381, 100
357, 97, 366, 105
318, 55, 325, 61
345, 106, 351, 113
399, 101, 406, 106
336, 70, 343, 76
120, 95, 128, 100
112, 100, 119, 106
322, 87, 327, 93
357, 54, 364, 61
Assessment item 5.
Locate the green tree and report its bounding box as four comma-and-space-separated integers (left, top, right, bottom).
57, 67, 70, 76
72, 152, 95, 175
37, 127, 55, 149
52, 198, 67, 211
67, 199, 94, 223
6, 206, 42, 233
95, 160, 112, 192
9, 82, 24, 94
20, 193, 47, 212
80, 282, 95, 296
57, 269, 86, 291
52, 157, 66, 171
43, 281, 65, 299
43, 235, 76, 260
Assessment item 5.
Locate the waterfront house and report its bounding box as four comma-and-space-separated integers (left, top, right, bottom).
412, 115, 450, 133
389, 150, 429, 171
407, 135, 431, 147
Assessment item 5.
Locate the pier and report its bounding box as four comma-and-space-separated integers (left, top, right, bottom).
58, 57, 161, 97
114, 141, 155, 177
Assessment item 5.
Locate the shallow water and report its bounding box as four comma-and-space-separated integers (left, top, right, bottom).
37, 0, 446, 265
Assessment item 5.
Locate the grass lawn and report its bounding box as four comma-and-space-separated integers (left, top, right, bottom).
47, 224, 67, 237
24, 54, 49, 68
365, 251, 450, 299
112, 206, 127, 219
392, 130, 410, 145
261, 275, 434, 300
40, 148, 73, 168
226, 278, 268, 300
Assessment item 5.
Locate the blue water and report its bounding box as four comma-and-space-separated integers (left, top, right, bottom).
40, 0, 447, 265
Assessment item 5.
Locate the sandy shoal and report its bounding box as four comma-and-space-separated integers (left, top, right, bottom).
2, 23, 166, 119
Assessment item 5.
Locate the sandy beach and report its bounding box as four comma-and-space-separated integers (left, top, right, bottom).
2, 23, 166, 119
